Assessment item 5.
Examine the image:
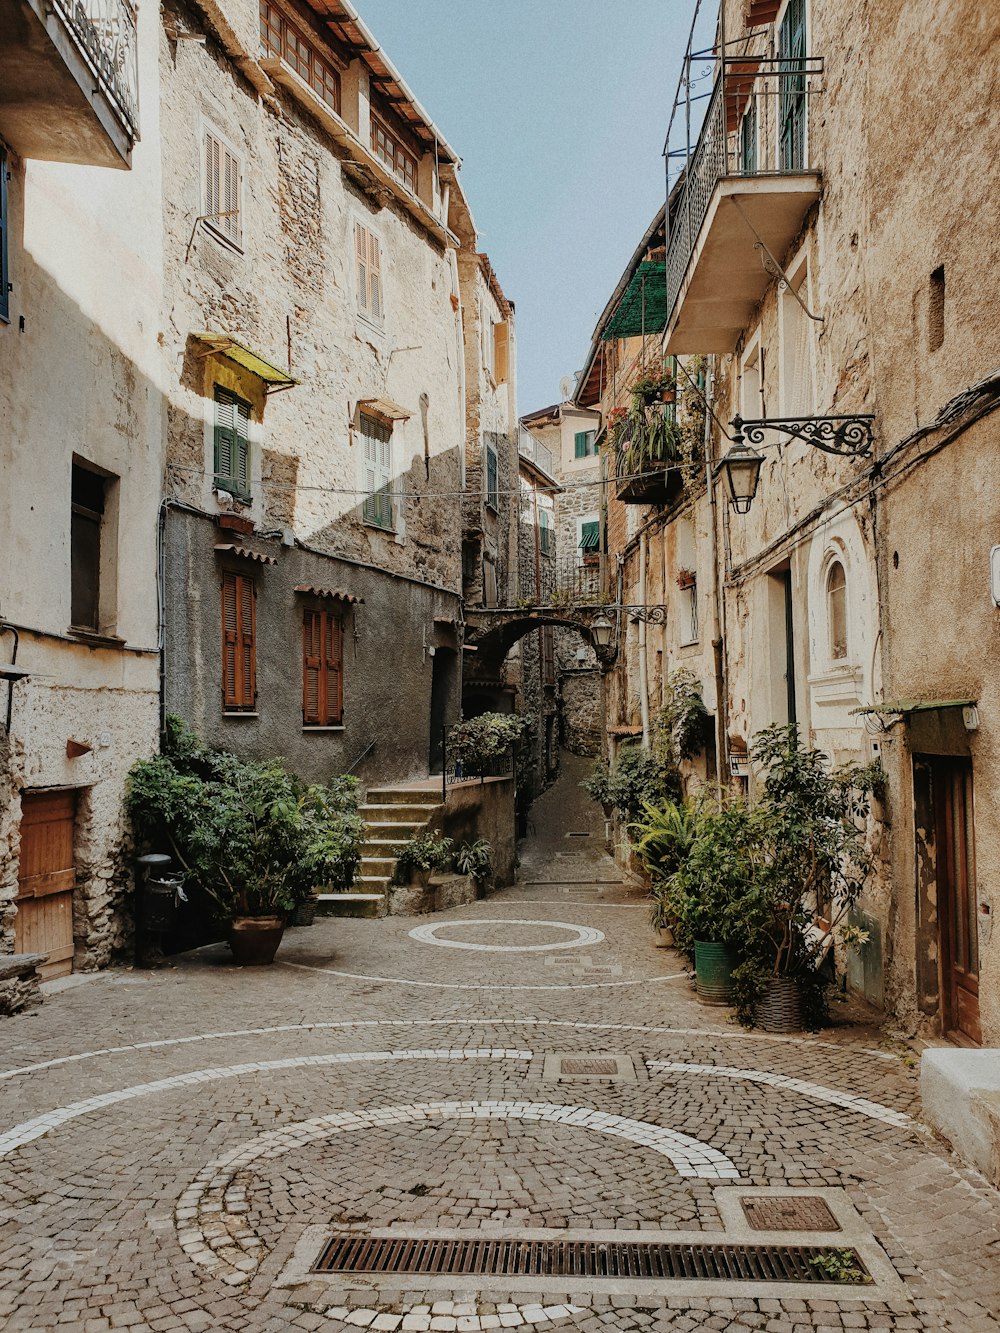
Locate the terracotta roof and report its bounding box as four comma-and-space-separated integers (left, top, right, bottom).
294, 586, 363, 603
214, 544, 277, 565
606, 724, 644, 736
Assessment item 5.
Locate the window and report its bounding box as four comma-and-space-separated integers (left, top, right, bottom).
485, 441, 499, 512
214, 387, 251, 500
221, 571, 256, 712
70, 464, 106, 631
540, 626, 555, 686
0, 147, 8, 324
483, 557, 498, 608
827, 560, 847, 660
574, 430, 597, 459
740, 99, 758, 176
302, 608, 343, 726
538, 507, 553, 556
204, 129, 242, 248
493, 322, 509, 385
361, 412, 394, 529
928, 265, 945, 351
371, 114, 418, 193
680, 579, 699, 645
260, 0, 340, 112
741, 339, 763, 419
355, 221, 383, 323
778, 0, 807, 171
579, 517, 600, 565
780, 264, 814, 415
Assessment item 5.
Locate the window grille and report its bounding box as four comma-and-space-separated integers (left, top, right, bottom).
485, 442, 499, 511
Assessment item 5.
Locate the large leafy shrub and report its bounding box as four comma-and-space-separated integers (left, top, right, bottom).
448, 712, 528, 772
126, 716, 362, 920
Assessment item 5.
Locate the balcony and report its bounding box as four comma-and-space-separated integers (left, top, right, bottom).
613, 407, 686, 506
0, 0, 139, 167
664, 55, 822, 355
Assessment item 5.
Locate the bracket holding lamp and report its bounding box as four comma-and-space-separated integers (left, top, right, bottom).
717, 414, 876, 514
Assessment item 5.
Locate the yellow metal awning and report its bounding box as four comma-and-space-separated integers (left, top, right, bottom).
358, 396, 412, 423
193, 333, 299, 390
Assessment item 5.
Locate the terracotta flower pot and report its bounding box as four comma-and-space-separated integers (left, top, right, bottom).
229, 915, 285, 966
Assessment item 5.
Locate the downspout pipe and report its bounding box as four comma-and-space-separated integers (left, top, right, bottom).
638, 530, 650, 749
703, 356, 729, 781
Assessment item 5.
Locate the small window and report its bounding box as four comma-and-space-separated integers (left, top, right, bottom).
0, 146, 9, 324
204, 129, 242, 248
371, 114, 418, 193
485, 441, 499, 512
493, 322, 509, 385
221, 571, 256, 712
70, 464, 106, 631
260, 1, 340, 112
214, 387, 251, 500
302, 608, 343, 726
680, 578, 699, 646
928, 265, 945, 352
574, 430, 596, 459
483, 557, 498, 608
538, 507, 553, 557
355, 221, 383, 324
827, 560, 847, 660
740, 98, 758, 176
579, 518, 600, 565
361, 412, 394, 530
541, 625, 555, 686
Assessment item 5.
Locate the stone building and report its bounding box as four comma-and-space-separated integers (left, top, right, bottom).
580, 0, 1000, 1046
0, 0, 161, 975
158, 0, 513, 790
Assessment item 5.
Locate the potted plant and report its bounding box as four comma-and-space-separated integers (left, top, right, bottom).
447, 712, 528, 778
664, 799, 762, 1003
395, 831, 454, 888
675, 568, 696, 590
728, 725, 881, 1031
126, 717, 362, 966
631, 796, 708, 945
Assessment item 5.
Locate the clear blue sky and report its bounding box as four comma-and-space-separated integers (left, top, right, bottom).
357, 1, 689, 415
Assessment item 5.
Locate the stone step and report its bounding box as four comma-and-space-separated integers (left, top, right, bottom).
356, 873, 392, 888
362, 837, 411, 856
316, 893, 384, 919
360, 856, 396, 876
361, 820, 425, 837
367, 787, 444, 807
361, 803, 440, 822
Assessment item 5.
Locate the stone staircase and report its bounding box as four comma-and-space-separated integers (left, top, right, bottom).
317, 784, 443, 918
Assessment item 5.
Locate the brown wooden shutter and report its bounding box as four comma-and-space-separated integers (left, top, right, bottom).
222, 572, 256, 711
494, 322, 509, 385
355, 222, 369, 316
325, 611, 343, 724
303, 610, 322, 724
368, 231, 382, 320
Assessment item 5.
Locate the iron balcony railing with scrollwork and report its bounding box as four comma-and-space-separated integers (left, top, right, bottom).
665, 54, 821, 334
52, 0, 140, 141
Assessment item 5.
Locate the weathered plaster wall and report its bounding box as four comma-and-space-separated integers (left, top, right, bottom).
0, 2, 163, 967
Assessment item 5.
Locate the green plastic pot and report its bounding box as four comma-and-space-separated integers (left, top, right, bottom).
694, 940, 737, 1004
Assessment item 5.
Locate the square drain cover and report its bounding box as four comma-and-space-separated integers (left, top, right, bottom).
742, 1196, 840, 1232
561, 1058, 619, 1076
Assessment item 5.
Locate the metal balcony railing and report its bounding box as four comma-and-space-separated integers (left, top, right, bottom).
518, 429, 554, 478
665, 54, 821, 332
53, 0, 140, 138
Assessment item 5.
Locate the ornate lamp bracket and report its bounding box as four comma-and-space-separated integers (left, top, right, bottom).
625, 605, 669, 625
731, 414, 875, 459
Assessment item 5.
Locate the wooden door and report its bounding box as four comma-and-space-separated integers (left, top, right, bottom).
933, 759, 981, 1044
15, 790, 76, 979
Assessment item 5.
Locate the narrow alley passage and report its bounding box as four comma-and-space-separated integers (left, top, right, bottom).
0, 759, 998, 1332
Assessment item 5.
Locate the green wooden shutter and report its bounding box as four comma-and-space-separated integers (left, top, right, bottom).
579, 520, 600, 551
214, 388, 251, 499
574, 431, 588, 458
779, 0, 807, 171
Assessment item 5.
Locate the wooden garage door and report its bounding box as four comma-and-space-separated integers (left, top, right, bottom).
15, 790, 76, 979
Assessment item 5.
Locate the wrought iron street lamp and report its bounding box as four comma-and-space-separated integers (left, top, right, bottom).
589, 613, 614, 650
719, 413, 875, 514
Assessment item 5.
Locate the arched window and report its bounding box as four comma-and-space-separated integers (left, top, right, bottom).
827, 560, 847, 660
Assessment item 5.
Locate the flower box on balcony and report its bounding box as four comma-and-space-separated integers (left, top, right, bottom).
676, 569, 696, 590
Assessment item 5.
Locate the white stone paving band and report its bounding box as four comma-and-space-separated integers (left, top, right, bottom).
281, 959, 689, 991
645, 1060, 917, 1130
0, 1049, 532, 1159
0, 1017, 898, 1083
174, 1100, 740, 1285
407, 919, 605, 953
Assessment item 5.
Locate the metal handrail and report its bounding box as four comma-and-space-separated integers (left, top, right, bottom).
346, 738, 376, 774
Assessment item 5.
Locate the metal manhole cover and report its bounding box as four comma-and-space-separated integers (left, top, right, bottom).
312, 1234, 871, 1284
561, 1058, 619, 1076
742, 1197, 840, 1232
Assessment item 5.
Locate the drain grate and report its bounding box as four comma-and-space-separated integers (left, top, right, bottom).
312, 1235, 871, 1284
560, 1058, 620, 1076
742, 1196, 840, 1232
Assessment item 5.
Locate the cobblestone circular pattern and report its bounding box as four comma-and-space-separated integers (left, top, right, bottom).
407, 920, 605, 953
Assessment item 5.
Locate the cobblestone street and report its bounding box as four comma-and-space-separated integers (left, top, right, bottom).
1, 762, 998, 1333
